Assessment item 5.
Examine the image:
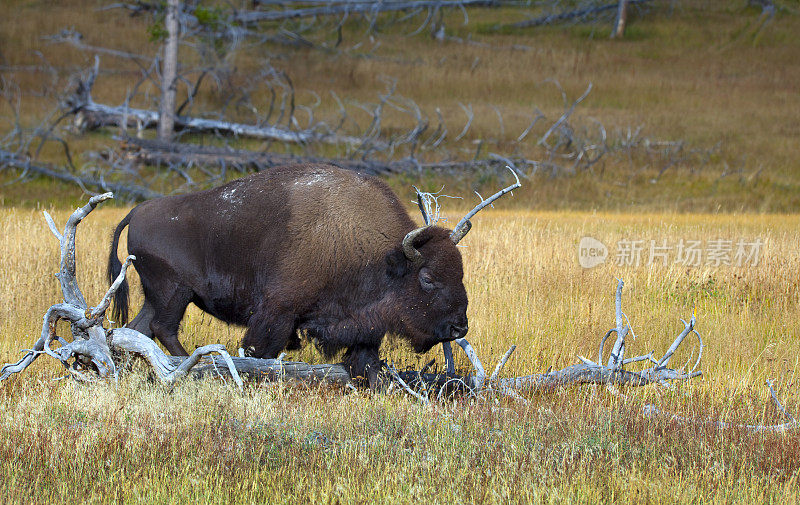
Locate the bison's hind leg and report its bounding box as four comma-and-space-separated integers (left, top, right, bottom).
242, 311, 297, 359
127, 299, 155, 337
145, 284, 193, 356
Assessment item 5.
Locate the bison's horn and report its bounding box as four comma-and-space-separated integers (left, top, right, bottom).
450, 220, 472, 245
402, 226, 428, 264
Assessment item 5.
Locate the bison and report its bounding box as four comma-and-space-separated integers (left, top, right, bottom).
107, 163, 475, 385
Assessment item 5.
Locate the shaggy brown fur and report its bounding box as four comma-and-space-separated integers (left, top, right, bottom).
108, 164, 469, 384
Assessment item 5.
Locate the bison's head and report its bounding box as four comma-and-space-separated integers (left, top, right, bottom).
385, 226, 469, 353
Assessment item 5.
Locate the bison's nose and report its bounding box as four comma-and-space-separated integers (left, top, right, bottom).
450, 324, 468, 339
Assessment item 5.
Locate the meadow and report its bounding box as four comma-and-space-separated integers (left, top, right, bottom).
1, 205, 798, 503
2, 0, 800, 502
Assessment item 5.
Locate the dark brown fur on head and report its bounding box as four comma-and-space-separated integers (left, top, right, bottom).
383, 226, 469, 352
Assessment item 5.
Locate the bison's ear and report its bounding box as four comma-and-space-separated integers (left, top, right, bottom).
385, 248, 410, 278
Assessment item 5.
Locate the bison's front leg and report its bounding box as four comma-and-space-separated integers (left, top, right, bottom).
342, 346, 382, 389
241, 311, 297, 358
301, 312, 386, 388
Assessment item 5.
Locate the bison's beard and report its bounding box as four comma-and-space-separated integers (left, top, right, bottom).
412, 339, 439, 354
403, 321, 458, 354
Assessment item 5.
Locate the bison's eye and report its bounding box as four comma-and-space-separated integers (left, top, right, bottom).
419, 268, 436, 292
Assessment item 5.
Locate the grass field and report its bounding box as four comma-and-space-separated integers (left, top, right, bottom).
1, 205, 798, 503
2, 0, 800, 502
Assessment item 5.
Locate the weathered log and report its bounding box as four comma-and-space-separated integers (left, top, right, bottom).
166, 355, 352, 384
73, 101, 360, 145
118, 136, 400, 176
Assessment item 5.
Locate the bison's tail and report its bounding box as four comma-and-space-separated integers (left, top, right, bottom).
107, 211, 133, 325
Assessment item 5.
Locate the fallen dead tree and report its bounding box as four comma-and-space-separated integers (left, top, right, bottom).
232, 0, 500, 24
0, 193, 795, 433
65, 58, 364, 146
493, 0, 654, 31
103, 0, 652, 33
0, 193, 347, 388
166, 354, 351, 384
500, 278, 702, 392
0, 148, 160, 201
117, 135, 533, 178
103, 0, 503, 25
388, 277, 704, 399
3, 58, 722, 201
389, 281, 797, 433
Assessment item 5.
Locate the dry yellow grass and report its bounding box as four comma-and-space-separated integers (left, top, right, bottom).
2, 0, 800, 500
1, 204, 798, 503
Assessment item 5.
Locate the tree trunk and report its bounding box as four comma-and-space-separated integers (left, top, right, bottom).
611, 0, 628, 39
158, 0, 179, 141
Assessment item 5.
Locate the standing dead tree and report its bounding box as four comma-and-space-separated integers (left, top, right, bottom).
158, 0, 180, 141
611, 0, 629, 38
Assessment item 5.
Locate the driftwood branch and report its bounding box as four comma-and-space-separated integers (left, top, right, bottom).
450, 166, 521, 243
0, 194, 250, 389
